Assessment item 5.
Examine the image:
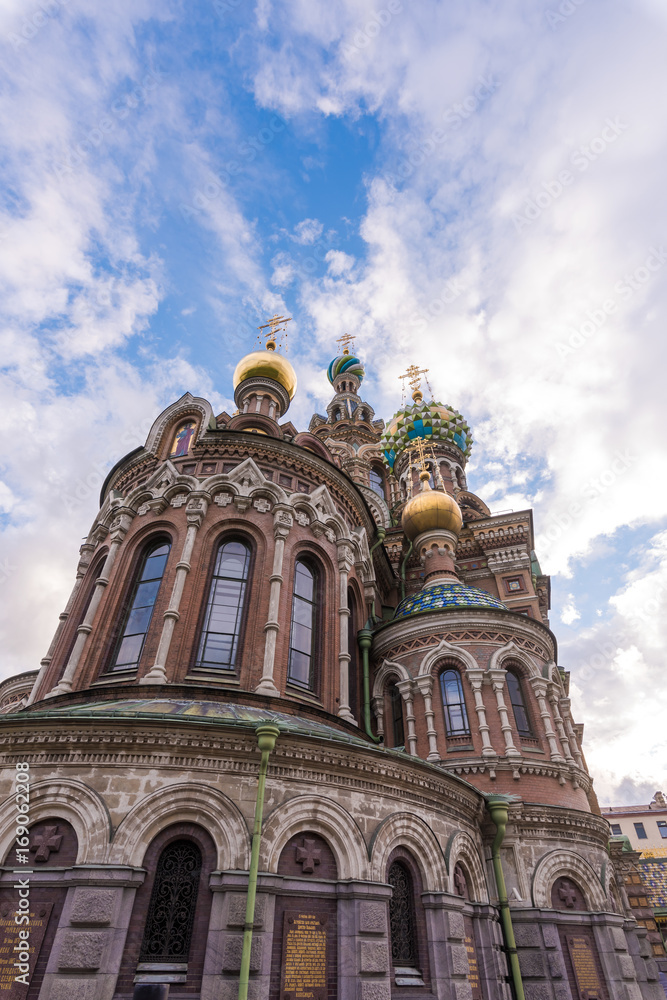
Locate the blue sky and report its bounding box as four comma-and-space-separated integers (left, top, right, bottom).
1, 0, 666, 804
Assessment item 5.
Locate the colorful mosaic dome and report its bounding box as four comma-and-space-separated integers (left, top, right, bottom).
394, 582, 506, 619
380, 399, 472, 471
327, 352, 365, 386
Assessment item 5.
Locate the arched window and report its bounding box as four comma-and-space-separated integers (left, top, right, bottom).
369, 467, 385, 499
170, 420, 197, 457
110, 540, 170, 671
388, 861, 418, 968
195, 539, 250, 670
440, 669, 470, 736
287, 560, 317, 690
506, 671, 532, 736
387, 682, 404, 747
140, 840, 202, 963
348, 587, 359, 721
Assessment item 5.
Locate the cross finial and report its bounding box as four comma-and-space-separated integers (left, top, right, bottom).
258, 314, 292, 351
399, 364, 429, 401
336, 332, 356, 356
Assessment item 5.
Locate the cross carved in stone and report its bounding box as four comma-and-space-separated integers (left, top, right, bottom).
295, 838, 321, 874
30, 825, 63, 863
558, 880, 577, 908
454, 866, 468, 898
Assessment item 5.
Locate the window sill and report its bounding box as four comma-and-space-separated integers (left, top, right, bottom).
284, 685, 323, 707
446, 745, 475, 753
521, 745, 545, 754
184, 672, 240, 685
92, 673, 137, 685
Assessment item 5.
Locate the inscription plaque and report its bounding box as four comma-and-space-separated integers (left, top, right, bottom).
463, 914, 482, 1000
281, 911, 327, 1000
0, 904, 53, 997
566, 935, 604, 1000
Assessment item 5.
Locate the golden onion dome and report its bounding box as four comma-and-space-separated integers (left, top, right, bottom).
232, 345, 297, 400
402, 473, 463, 540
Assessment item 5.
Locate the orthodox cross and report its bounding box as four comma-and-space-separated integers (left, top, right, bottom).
558, 880, 577, 908
454, 865, 468, 898
399, 364, 429, 397
336, 332, 356, 355
258, 314, 292, 351
30, 825, 63, 862
295, 838, 322, 874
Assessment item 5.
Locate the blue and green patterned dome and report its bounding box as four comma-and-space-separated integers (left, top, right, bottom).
380, 399, 472, 471
327, 352, 365, 386
394, 582, 506, 619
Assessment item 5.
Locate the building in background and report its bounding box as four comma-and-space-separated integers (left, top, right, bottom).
603, 793, 667, 851
0, 328, 664, 1000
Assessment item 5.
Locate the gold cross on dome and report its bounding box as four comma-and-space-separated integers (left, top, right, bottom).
258, 314, 292, 348
336, 332, 356, 355
399, 364, 429, 395
413, 434, 428, 469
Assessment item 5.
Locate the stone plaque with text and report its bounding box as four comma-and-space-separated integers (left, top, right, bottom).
281, 910, 328, 1000
566, 934, 607, 1000
0, 904, 53, 998
463, 914, 483, 1000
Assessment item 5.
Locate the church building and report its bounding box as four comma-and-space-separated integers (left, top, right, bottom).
0, 322, 663, 1000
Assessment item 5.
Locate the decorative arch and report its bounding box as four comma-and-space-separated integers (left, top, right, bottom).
372, 658, 412, 701
531, 849, 607, 910
369, 812, 447, 891
260, 795, 368, 880
0, 779, 110, 864
145, 393, 213, 457
417, 637, 478, 678
489, 641, 540, 678
443, 830, 489, 902
293, 432, 333, 461
109, 782, 250, 870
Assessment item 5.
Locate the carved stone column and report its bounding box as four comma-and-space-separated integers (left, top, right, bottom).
47, 512, 133, 697
415, 675, 440, 761
548, 685, 574, 762
372, 695, 385, 741
465, 668, 498, 758
336, 540, 355, 723
255, 507, 293, 697
141, 495, 208, 685
488, 668, 521, 758
528, 677, 565, 761
560, 697, 584, 768
396, 678, 418, 755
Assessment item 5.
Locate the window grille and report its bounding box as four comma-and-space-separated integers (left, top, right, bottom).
140, 840, 202, 962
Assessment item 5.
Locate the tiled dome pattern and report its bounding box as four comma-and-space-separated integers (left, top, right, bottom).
394, 582, 506, 618
327, 353, 365, 386
380, 399, 473, 470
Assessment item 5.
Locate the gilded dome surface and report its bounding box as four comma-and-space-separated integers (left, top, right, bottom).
394, 582, 506, 619
381, 399, 472, 470
401, 486, 463, 540
233, 348, 297, 400
327, 352, 365, 385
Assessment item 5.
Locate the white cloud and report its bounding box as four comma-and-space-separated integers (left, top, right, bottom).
560, 596, 581, 626
293, 218, 324, 245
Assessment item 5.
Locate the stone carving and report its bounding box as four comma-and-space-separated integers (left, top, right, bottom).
295, 838, 321, 874
227, 892, 265, 928
214, 493, 233, 506
50, 979, 98, 1000
253, 498, 272, 513
57, 930, 106, 970
359, 902, 386, 934
171, 494, 188, 507
137, 503, 150, 515
222, 934, 262, 972
450, 942, 471, 976
360, 940, 389, 974
70, 888, 115, 926
295, 510, 310, 526
30, 824, 63, 862
360, 984, 391, 1000
446, 911, 465, 941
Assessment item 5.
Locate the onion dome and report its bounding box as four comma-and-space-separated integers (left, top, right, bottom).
327, 350, 365, 386
402, 471, 463, 540
394, 582, 506, 619
233, 343, 297, 400
381, 398, 472, 471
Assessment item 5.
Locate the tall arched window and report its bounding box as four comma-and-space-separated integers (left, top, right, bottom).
140, 840, 202, 963
388, 861, 418, 968
440, 669, 471, 736
110, 540, 170, 671
506, 671, 532, 736
195, 539, 250, 670
348, 587, 359, 721
369, 467, 385, 499
387, 682, 404, 747
287, 560, 317, 690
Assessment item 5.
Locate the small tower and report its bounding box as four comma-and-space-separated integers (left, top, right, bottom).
230, 314, 297, 433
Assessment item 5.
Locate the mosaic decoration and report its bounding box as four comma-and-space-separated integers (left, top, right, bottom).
640, 856, 667, 908
394, 582, 506, 619
327, 353, 365, 386
170, 420, 196, 457
380, 399, 473, 470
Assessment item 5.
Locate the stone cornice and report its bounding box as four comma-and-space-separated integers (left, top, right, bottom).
371, 607, 557, 662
